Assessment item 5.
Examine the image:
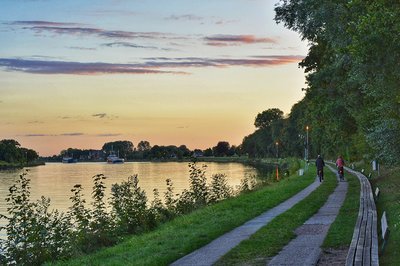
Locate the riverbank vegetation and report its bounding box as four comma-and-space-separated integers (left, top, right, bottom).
49, 163, 311, 266
0, 139, 41, 170
0, 160, 300, 265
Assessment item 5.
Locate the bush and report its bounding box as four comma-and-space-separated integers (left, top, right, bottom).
0, 173, 73, 265
0, 162, 261, 265
110, 175, 153, 235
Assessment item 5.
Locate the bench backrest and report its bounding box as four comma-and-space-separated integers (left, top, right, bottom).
381, 211, 388, 240
375, 187, 380, 198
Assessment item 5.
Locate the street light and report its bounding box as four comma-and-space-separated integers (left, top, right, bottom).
275, 141, 279, 181
306, 126, 309, 162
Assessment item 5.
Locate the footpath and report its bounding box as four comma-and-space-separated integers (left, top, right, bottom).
268, 165, 347, 265
171, 165, 347, 266
171, 174, 323, 266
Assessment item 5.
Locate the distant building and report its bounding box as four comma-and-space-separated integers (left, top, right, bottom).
193, 150, 204, 158
88, 150, 105, 160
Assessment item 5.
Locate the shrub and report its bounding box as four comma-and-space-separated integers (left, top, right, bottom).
0, 173, 73, 265
110, 175, 153, 235
208, 173, 233, 203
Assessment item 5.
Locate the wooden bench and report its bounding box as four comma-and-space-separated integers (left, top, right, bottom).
345, 168, 379, 266
380, 211, 389, 252
374, 187, 380, 201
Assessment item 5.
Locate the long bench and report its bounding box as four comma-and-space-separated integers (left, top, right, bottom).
345, 168, 379, 266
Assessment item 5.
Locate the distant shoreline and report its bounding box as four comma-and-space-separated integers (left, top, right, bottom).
43, 156, 252, 164
0, 161, 45, 171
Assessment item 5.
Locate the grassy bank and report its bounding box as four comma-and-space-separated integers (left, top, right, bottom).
322, 167, 359, 248
370, 166, 400, 265
0, 160, 44, 170
51, 165, 315, 265
214, 166, 337, 265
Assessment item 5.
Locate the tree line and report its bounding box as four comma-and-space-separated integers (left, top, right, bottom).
241, 0, 400, 165
46, 140, 242, 162
0, 139, 39, 165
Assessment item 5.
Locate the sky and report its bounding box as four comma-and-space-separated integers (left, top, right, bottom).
0, 0, 308, 156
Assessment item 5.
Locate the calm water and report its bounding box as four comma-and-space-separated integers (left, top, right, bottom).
0, 162, 256, 224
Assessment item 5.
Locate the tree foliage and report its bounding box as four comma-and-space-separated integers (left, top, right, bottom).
244, 0, 400, 164
0, 139, 39, 164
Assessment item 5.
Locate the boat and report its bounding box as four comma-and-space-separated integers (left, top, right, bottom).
107, 150, 124, 164
62, 156, 77, 163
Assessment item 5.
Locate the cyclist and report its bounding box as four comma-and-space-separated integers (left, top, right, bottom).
336, 155, 345, 181
315, 155, 325, 182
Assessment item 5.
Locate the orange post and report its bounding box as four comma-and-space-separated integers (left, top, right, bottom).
276, 165, 279, 181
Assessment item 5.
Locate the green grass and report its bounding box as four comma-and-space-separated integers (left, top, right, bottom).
322, 167, 360, 248
214, 166, 337, 265
370, 166, 400, 266
50, 167, 315, 265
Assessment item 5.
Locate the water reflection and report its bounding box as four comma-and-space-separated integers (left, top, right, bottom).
0, 162, 256, 216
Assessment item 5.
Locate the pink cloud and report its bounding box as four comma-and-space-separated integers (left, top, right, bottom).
204, 34, 278, 46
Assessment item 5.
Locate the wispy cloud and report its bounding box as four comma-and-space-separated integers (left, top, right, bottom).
92, 113, 107, 118
8, 21, 82, 27
7, 20, 185, 41
0, 55, 304, 75
68, 46, 97, 51
0, 58, 187, 75
165, 14, 204, 21
89, 10, 138, 17
204, 34, 278, 46
22, 134, 52, 137
96, 133, 122, 137
214, 19, 239, 25
60, 132, 84, 136
141, 55, 304, 68
22, 133, 84, 137
101, 41, 174, 51
22, 132, 122, 137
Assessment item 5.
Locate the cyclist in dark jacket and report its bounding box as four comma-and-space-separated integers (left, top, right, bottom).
315, 155, 325, 182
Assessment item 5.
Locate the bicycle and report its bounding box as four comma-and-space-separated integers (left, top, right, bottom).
317, 169, 324, 182
338, 167, 344, 181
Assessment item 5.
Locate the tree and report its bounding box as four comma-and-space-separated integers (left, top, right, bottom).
0, 139, 39, 164
102, 141, 134, 159
137, 141, 151, 152
212, 141, 230, 157
203, 148, 213, 157
254, 108, 284, 129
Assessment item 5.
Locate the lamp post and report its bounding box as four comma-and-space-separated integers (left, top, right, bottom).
305, 126, 309, 172
306, 126, 309, 162
275, 141, 279, 180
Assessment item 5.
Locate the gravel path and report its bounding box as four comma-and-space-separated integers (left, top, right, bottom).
170, 176, 322, 266
267, 165, 347, 266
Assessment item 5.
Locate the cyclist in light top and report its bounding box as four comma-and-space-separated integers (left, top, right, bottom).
336, 155, 345, 181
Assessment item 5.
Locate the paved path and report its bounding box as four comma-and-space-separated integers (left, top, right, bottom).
268, 165, 348, 266
171, 176, 322, 266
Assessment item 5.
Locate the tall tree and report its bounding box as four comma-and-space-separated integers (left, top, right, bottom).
102, 141, 134, 159
254, 108, 284, 129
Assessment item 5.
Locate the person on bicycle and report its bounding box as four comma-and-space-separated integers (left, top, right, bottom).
336, 155, 345, 181
315, 155, 325, 182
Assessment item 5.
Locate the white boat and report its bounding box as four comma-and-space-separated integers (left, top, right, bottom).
107, 151, 124, 164
62, 157, 77, 163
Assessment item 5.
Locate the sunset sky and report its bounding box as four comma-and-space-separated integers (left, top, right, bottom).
0, 0, 308, 156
